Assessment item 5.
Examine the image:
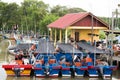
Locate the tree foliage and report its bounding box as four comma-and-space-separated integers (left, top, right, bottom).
99, 30, 106, 40
20, 0, 49, 33
100, 17, 120, 29
39, 14, 59, 35
1, 0, 116, 41
50, 5, 86, 17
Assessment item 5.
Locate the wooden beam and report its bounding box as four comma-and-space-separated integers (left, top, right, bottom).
68, 26, 108, 29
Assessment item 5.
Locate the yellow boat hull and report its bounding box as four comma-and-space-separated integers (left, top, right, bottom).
2, 65, 32, 76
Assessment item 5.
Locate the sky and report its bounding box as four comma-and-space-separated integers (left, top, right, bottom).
1, 0, 120, 17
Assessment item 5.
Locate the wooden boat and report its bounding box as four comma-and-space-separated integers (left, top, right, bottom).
34, 40, 61, 78
95, 65, 117, 79
3, 40, 35, 77
8, 43, 33, 55
103, 66, 117, 79
2, 64, 32, 76
87, 62, 99, 77
56, 43, 88, 77
73, 55, 88, 77
34, 54, 45, 77
34, 54, 61, 78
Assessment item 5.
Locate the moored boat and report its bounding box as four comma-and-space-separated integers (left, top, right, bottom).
2, 64, 32, 77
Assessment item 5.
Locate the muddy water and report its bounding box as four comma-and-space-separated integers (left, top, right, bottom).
0, 39, 119, 80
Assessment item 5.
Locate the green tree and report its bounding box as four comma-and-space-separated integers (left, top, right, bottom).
99, 30, 106, 40
20, 0, 49, 33
50, 5, 68, 16
40, 14, 59, 35
0, 2, 7, 30
67, 7, 86, 13
51, 5, 86, 17
0, 2, 20, 31
6, 3, 20, 29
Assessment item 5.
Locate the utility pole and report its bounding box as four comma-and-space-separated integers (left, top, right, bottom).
91, 14, 94, 44
111, 11, 114, 66
110, 6, 120, 65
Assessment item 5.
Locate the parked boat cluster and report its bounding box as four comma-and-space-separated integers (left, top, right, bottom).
2, 36, 117, 79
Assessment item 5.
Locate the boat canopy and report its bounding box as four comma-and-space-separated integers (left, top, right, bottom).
35, 39, 55, 53
9, 43, 33, 50
57, 43, 83, 53
77, 42, 108, 54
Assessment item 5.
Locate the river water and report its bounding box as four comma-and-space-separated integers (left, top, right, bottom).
0, 39, 119, 80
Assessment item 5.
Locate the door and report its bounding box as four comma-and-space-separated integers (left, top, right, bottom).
75, 32, 79, 42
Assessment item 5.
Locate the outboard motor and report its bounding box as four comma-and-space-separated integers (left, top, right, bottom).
13, 65, 21, 77
45, 62, 49, 76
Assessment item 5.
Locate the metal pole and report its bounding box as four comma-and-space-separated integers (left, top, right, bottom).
110, 12, 114, 66
35, 23, 36, 38
91, 14, 94, 44
94, 41, 96, 66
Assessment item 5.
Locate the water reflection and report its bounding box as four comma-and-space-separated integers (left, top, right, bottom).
0, 67, 7, 80
6, 77, 100, 80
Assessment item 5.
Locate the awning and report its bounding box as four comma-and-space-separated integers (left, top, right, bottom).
9, 43, 33, 50
57, 43, 83, 53
77, 41, 108, 54
35, 39, 55, 53
104, 30, 120, 34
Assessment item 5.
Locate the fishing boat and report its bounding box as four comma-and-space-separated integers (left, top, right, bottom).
72, 54, 88, 77
2, 64, 32, 76
8, 43, 33, 55
76, 41, 117, 78
95, 60, 117, 79
2, 36, 38, 77
7, 34, 39, 55
34, 39, 61, 78
2, 43, 35, 77
48, 55, 61, 77
56, 43, 88, 77
102, 66, 117, 78
34, 54, 61, 78
34, 54, 45, 77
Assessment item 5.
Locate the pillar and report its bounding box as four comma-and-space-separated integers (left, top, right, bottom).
54, 29, 57, 46
49, 28, 53, 41
105, 33, 109, 48
59, 29, 62, 43
65, 28, 68, 43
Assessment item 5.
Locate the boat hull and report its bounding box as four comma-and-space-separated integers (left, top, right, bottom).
2, 65, 32, 76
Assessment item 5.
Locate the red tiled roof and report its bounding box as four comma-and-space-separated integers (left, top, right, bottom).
47, 12, 108, 29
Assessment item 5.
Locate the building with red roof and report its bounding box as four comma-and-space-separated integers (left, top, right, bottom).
47, 12, 108, 44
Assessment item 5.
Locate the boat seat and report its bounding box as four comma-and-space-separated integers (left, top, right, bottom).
74, 62, 82, 67
65, 62, 70, 66
36, 59, 44, 65
49, 59, 56, 64
15, 60, 23, 65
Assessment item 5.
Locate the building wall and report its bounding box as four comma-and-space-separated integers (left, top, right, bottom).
72, 15, 107, 27
70, 29, 99, 42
